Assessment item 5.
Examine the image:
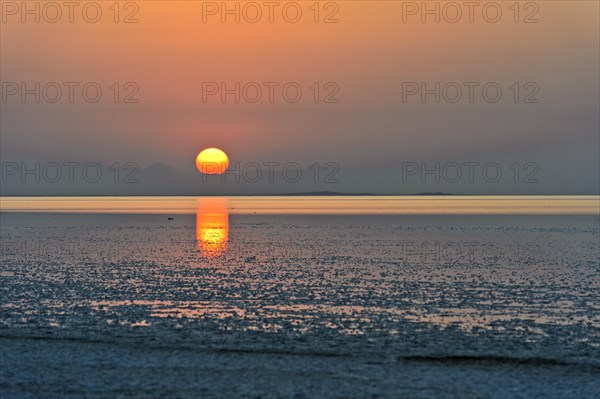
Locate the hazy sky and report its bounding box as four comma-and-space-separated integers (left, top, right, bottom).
1, 1, 598, 194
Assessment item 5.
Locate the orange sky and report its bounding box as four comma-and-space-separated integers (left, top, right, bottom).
1, 1, 599, 194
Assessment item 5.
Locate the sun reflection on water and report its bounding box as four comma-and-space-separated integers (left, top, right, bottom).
195, 198, 229, 258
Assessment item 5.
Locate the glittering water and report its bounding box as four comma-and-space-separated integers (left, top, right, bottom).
1, 198, 599, 398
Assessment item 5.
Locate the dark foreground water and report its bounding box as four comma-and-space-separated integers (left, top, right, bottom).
1, 210, 599, 398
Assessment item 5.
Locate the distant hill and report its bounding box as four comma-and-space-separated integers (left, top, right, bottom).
279, 191, 456, 196
284, 191, 376, 196
0, 161, 461, 196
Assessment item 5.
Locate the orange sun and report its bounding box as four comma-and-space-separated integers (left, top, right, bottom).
195, 148, 229, 175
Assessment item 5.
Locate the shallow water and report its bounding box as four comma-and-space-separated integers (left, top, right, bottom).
1, 198, 599, 398
1, 195, 598, 214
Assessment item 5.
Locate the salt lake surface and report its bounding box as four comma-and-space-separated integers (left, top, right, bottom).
1, 197, 599, 398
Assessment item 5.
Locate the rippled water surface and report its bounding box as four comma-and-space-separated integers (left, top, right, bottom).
1, 197, 599, 398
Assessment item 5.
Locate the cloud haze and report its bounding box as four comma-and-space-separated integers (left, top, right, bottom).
1, 1, 598, 195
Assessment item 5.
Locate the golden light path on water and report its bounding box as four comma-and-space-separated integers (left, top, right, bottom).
0, 196, 599, 215
195, 198, 229, 258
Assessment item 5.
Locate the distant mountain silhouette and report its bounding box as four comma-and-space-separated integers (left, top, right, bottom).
282, 191, 455, 196
0, 160, 458, 196
284, 191, 375, 196
140, 163, 184, 177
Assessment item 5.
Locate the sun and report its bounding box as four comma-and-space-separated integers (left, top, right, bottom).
196, 148, 229, 175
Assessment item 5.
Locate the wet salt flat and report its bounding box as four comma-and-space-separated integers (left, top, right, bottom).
1, 197, 599, 398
